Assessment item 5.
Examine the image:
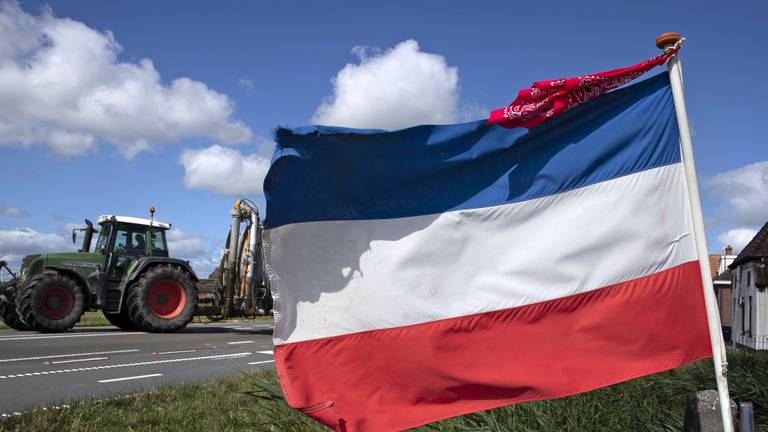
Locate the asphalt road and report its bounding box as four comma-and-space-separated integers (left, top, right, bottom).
0, 321, 275, 415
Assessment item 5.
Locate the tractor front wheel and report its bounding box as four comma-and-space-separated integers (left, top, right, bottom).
16, 271, 85, 333
126, 264, 196, 333
0, 293, 29, 331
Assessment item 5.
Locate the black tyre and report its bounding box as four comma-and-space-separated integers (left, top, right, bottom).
126, 264, 196, 333
0, 294, 30, 331
16, 270, 85, 333
102, 310, 137, 330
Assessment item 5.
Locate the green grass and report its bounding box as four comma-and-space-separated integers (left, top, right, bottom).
0, 311, 273, 330
1, 349, 765, 432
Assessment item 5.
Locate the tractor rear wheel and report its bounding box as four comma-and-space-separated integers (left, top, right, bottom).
0, 295, 29, 331
102, 310, 136, 330
126, 264, 196, 333
16, 271, 85, 333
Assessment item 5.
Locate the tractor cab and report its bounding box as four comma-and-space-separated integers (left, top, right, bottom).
95, 215, 171, 259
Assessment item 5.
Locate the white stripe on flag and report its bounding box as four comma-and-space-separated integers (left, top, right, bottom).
266, 163, 695, 344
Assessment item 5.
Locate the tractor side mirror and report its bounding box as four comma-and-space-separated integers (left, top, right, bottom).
72, 230, 77, 244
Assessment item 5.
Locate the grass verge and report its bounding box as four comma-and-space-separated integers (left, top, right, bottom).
1, 349, 765, 432
0, 311, 273, 330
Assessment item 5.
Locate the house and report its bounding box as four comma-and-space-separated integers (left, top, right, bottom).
729, 222, 768, 350
710, 246, 736, 341
710, 246, 736, 342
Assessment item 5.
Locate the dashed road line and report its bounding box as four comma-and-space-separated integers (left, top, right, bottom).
98, 373, 163, 383
47, 356, 110, 365
0, 352, 253, 380
0, 349, 139, 363
247, 360, 275, 366
255, 350, 273, 355
227, 340, 255, 345
0, 332, 141, 342
154, 349, 198, 356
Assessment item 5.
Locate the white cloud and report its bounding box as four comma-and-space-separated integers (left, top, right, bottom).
0, 203, 25, 217
707, 161, 768, 227
165, 228, 220, 277
0, 227, 74, 269
179, 144, 271, 196
0, 2, 251, 158
312, 39, 466, 130
186, 253, 221, 279
166, 228, 205, 259
717, 228, 758, 252
238, 78, 254, 89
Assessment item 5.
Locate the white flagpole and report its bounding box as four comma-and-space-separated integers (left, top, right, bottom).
656, 32, 734, 432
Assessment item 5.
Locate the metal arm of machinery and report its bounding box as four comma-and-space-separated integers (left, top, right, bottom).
220, 198, 269, 318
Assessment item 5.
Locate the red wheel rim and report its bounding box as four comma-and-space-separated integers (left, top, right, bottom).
147, 280, 186, 319
40, 286, 75, 320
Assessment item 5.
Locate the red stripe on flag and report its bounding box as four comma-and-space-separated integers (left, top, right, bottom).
274, 260, 711, 432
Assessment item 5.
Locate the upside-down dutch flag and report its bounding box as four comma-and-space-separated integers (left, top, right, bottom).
263, 48, 712, 432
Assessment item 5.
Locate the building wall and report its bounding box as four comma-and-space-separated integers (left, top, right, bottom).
732, 261, 768, 350
718, 255, 736, 274
716, 283, 733, 327
710, 251, 736, 336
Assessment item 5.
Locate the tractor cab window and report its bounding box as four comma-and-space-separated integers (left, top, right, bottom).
113, 224, 148, 256
150, 228, 168, 256
95, 224, 111, 253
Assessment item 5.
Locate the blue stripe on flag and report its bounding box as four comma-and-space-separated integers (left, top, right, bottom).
265, 73, 678, 228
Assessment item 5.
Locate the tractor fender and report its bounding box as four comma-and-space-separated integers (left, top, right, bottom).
123, 257, 199, 289
113, 258, 197, 314
42, 267, 92, 309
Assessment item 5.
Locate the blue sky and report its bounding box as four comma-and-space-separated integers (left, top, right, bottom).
1, 0, 766, 276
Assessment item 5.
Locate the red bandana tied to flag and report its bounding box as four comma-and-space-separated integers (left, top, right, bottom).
263, 44, 709, 432
487, 45, 680, 129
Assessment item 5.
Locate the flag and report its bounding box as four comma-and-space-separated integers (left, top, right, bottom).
263, 68, 710, 430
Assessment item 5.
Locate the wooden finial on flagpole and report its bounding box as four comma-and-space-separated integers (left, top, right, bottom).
655, 32, 682, 49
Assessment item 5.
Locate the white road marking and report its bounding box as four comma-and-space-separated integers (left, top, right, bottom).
0, 352, 252, 380
47, 356, 110, 365
227, 340, 255, 345
0, 332, 141, 342
98, 373, 163, 383
247, 360, 275, 365
0, 349, 139, 363
154, 349, 197, 356
255, 350, 273, 355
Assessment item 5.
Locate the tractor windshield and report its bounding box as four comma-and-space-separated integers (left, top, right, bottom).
95, 224, 111, 253
112, 224, 168, 257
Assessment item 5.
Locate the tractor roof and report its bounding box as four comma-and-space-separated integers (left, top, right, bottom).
97, 215, 172, 230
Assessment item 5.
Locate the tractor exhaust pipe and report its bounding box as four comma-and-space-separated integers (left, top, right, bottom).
81, 219, 95, 253
72, 219, 96, 253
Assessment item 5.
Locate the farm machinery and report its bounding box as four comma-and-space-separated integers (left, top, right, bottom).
0, 201, 272, 333
197, 199, 272, 321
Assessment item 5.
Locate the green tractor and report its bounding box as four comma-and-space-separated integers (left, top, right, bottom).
0, 212, 198, 333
